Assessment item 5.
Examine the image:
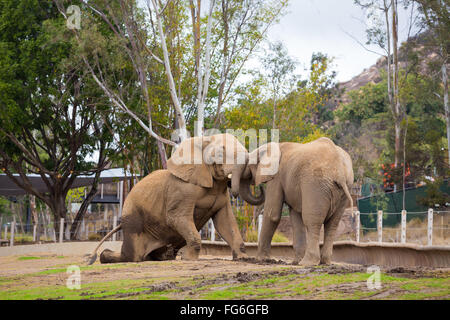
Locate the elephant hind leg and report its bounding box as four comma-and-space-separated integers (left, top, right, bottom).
320, 195, 348, 265
100, 249, 123, 263
300, 185, 330, 266
289, 209, 306, 264
100, 232, 157, 263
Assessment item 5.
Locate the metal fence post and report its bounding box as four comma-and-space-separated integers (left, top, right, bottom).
210, 219, 215, 242
355, 211, 360, 243
59, 218, 64, 243
112, 215, 117, 241
33, 224, 37, 242
10, 221, 15, 247
258, 214, 263, 240
401, 210, 407, 244
428, 208, 433, 246
377, 210, 383, 243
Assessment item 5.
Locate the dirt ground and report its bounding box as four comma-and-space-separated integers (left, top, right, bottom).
0, 253, 449, 300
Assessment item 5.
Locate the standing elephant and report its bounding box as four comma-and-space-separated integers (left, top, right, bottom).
239, 137, 353, 266
87, 133, 264, 264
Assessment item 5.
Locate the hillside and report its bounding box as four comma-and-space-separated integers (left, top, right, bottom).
336, 32, 442, 106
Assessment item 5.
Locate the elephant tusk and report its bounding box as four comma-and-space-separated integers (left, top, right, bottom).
228, 174, 232, 179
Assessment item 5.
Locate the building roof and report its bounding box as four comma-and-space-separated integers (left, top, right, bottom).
0, 168, 135, 196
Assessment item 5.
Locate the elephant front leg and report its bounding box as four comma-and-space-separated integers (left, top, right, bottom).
167, 205, 202, 260
212, 201, 247, 260
257, 181, 284, 261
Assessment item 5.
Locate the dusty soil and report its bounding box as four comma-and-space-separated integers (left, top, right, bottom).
0, 254, 449, 300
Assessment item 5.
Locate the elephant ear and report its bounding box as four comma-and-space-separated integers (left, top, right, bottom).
250, 142, 281, 186
167, 136, 213, 188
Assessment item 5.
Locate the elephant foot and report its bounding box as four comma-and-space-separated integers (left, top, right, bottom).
320, 256, 332, 265
99, 249, 121, 264
256, 252, 271, 261
232, 252, 248, 260
181, 246, 200, 260
298, 256, 320, 267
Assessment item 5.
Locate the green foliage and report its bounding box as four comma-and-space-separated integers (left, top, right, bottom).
333, 67, 446, 188
417, 178, 450, 208
224, 52, 335, 143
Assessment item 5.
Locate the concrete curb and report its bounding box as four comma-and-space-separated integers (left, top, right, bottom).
1, 240, 449, 268
0, 241, 122, 257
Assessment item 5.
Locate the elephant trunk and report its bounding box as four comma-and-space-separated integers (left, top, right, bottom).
231, 163, 245, 197
231, 153, 249, 197
238, 177, 265, 206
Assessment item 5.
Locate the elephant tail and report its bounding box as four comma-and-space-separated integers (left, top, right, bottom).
86, 224, 122, 265
340, 182, 353, 213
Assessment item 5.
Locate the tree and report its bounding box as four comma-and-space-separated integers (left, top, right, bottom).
212, 0, 289, 126
56, 0, 289, 165
0, 0, 115, 239
415, 0, 450, 165
224, 52, 336, 143
261, 41, 297, 129
353, 0, 419, 170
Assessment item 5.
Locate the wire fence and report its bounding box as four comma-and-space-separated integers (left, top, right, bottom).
1, 207, 448, 247
0, 216, 124, 246
354, 209, 449, 246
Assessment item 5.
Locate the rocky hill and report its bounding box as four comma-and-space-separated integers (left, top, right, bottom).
335, 32, 442, 106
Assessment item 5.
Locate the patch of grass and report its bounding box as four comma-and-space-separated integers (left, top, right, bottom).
0, 277, 160, 300
17, 256, 43, 261
397, 291, 449, 300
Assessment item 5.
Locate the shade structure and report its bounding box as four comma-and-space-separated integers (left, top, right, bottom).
0, 168, 135, 197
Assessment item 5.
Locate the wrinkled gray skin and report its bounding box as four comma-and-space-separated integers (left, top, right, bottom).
241, 138, 354, 266
87, 134, 264, 264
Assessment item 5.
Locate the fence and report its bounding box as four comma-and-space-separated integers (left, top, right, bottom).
1, 215, 124, 247
3, 208, 448, 247
355, 209, 449, 246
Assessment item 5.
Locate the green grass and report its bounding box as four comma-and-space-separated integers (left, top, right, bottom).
1, 264, 448, 300
17, 256, 43, 261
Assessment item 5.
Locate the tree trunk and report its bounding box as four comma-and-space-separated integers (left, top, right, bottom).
392, 0, 401, 168
157, 140, 168, 169
30, 195, 41, 242
272, 98, 277, 129
443, 60, 449, 165
50, 194, 67, 240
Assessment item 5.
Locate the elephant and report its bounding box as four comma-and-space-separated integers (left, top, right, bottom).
87, 133, 264, 264
239, 137, 354, 266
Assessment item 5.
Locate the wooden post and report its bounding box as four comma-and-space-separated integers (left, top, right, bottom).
119, 181, 124, 218
209, 219, 215, 241
81, 219, 85, 240
377, 210, 383, 243
10, 221, 15, 247
428, 208, 433, 246
258, 214, 263, 240
59, 218, 64, 243
355, 211, 360, 243
101, 183, 104, 199
401, 210, 407, 244
112, 215, 117, 241
33, 224, 37, 242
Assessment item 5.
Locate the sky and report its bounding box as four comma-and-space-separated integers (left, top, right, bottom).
266, 0, 417, 82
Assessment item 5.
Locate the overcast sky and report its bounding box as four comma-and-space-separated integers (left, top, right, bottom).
267, 0, 417, 82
